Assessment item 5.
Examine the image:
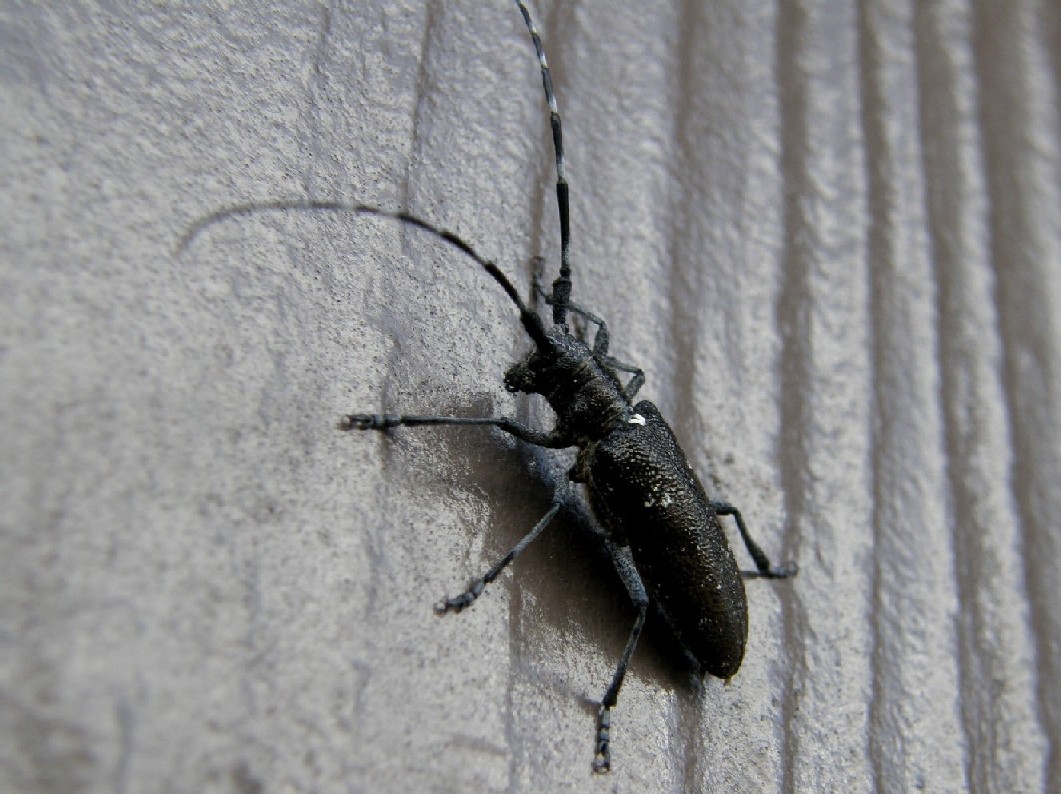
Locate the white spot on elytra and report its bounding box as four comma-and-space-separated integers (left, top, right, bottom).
629, 414, 646, 425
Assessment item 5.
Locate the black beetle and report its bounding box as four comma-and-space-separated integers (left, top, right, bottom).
176, 0, 799, 774
336, 0, 798, 773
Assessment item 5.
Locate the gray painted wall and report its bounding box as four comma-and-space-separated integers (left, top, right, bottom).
2, 1, 1058, 791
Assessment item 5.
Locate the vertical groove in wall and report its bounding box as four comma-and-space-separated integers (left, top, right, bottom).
662, 1, 703, 440
861, 2, 965, 790
297, 2, 333, 200
915, 1, 1047, 791
664, 4, 700, 780
860, 6, 892, 792
972, 3, 1061, 787
774, 3, 812, 793
774, 0, 876, 789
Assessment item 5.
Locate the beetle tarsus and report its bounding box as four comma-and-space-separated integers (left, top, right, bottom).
434, 581, 485, 615
742, 562, 799, 579
434, 495, 564, 616
337, 413, 394, 431
592, 705, 612, 774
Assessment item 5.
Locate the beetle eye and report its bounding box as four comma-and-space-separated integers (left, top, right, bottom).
504, 363, 531, 393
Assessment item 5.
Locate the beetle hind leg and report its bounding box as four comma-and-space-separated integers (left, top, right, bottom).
711, 500, 798, 579
593, 542, 650, 774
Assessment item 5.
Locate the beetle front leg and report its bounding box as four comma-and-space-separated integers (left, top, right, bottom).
710, 500, 798, 579
339, 413, 572, 448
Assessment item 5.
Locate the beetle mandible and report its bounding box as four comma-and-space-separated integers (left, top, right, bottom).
338, 0, 798, 774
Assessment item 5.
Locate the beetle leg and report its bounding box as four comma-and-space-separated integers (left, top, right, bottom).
710, 500, 799, 579
593, 543, 650, 774
339, 413, 573, 449
434, 491, 564, 614
605, 358, 645, 399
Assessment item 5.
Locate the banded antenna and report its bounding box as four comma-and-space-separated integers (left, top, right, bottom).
514, 0, 572, 328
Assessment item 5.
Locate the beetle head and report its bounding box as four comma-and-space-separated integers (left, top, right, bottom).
504, 327, 586, 396
504, 353, 543, 394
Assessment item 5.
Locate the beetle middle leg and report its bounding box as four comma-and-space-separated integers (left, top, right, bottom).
434, 489, 564, 614
710, 500, 798, 579
341, 413, 574, 601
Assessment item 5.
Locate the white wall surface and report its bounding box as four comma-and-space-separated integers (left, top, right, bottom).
2, 2, 1058, 792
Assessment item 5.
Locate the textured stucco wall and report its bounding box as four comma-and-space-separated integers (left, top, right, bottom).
2, 2, 1058, 792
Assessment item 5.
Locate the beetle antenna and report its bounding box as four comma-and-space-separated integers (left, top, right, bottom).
177, 200, 551, 350
514, 0, 571, 328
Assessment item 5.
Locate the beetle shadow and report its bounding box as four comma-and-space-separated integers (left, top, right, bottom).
550, 491, 706, 692
433, 396, 703, 705
176, 203, 703, 712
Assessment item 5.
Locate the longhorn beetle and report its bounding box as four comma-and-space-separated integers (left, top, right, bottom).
179, 0, 799, 775
334, 0, 798, 774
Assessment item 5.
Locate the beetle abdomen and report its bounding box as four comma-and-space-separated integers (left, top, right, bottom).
584, 401, 748, 679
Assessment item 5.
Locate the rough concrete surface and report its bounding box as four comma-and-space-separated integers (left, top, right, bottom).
2, 1, 1059, 792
